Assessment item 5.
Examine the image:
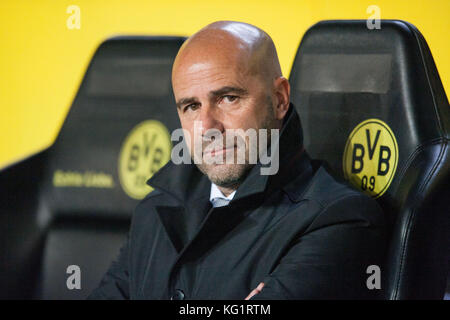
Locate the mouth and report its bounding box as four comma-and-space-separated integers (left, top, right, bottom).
204, 145, 237, 158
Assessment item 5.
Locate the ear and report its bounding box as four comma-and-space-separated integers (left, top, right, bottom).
273, 77, 290, 121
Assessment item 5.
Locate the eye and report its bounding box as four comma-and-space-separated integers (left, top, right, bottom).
222, 95, 238, 103
183, 103, 199, 112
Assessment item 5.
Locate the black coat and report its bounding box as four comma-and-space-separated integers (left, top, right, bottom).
89, 106, 387, 300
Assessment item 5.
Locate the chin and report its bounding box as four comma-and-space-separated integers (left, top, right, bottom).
199, 163, 252, 187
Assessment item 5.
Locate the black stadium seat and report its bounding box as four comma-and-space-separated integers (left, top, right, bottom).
289, 20, 449, 299
0, 36, 186, 299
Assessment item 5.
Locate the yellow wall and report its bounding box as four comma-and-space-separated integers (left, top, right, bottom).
1, 0, 448, 169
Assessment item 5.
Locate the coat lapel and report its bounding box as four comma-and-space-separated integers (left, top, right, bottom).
155, 205, 187, 253
155, 195, 212, 254
178, 195, 262, 262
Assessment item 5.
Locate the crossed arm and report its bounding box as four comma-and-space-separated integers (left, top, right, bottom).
244, 195, 387, 300
89, 195, 387, 300
245, 221, 386, 299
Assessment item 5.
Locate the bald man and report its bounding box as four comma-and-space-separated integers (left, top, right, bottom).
89, 21, 387, 300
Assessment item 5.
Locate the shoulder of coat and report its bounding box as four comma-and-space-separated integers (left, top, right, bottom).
302, 165, 367, 209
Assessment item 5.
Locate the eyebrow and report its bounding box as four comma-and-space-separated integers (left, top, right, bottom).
176, 97, 198, 109
209, 86, 248, 98
176, 86, 248, 109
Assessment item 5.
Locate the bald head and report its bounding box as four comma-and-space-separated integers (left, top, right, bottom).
172, 21, 282, 86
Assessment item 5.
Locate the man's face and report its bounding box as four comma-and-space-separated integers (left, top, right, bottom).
172, 52, 277, 188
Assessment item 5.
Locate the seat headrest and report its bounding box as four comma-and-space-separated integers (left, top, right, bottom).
41, 36, 186, 219
289, 20, 449, 208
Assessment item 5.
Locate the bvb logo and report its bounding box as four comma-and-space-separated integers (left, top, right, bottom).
343, 119, 398, 198
119, 120, 171, 200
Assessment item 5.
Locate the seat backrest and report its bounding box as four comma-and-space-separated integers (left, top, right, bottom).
289, 20, 449, 299
0, 36, 185, 299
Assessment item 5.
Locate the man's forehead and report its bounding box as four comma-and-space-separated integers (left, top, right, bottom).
174, 58, 246, 79
174, 39, 248, 72
172, 51, 251, 92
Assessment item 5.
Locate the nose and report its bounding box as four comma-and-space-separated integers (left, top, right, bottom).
199, 103, 224, 136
